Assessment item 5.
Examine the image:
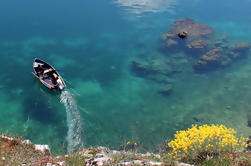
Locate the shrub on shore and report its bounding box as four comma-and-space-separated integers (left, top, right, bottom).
167, 124, 249, 165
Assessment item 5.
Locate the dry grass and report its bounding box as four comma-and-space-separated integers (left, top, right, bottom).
0, 135, 45, 166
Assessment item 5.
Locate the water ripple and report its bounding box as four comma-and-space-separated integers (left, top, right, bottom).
113, 0, 179, 15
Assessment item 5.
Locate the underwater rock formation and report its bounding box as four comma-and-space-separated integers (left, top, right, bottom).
162, 18, 251, 72
228, 42, 251, 59
162, 18, 214, 54
194, 48, 224, 70
194, 42, 251, 71
131, 59, 179, 84
131, 18, 251, 96
131, 58, 181, 96
164, 18, 214, 41
157, 84, 172, 96
231, 42, 250, 53
247, 112, 251, 127
186, 39, 212, 55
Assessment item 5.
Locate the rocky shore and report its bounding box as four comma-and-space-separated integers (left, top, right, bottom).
2, 132, 251, 166
0, 135, 193, 166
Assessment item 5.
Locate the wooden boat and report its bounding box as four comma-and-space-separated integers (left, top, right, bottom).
32, 58, 66, 90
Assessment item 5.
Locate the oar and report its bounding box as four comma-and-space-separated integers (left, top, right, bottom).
32, 72, 39, 79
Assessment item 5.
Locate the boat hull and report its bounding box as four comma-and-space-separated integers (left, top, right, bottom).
33, 58, 66, 91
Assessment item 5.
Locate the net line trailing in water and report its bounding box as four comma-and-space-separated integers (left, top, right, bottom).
60, 90, 84, 152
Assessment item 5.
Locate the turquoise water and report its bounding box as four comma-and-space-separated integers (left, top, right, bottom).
1, 0, 251, 153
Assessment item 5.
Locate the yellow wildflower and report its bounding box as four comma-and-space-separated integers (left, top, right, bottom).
167, 124, 247, 160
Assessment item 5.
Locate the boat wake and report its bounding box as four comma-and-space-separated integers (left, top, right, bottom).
60, 90, 84, 152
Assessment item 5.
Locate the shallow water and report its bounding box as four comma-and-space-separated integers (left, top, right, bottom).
1, 0, 251, 153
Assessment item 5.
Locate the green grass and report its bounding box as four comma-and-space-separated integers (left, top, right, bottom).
65, 153, 86, 166
110, 151, 139, 164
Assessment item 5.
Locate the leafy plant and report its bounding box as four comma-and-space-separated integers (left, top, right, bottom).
65, 153, 85, 166
167, 124, 247, 163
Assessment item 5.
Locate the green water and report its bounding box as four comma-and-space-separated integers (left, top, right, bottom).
0, 0, 251, 153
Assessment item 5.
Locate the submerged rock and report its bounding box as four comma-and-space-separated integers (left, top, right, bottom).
164, 18, 213, 41
131, 59, 178, 84
186, 39, 212, 55
162, 18, 251, 72
131, 58, 180, 96
158, 84, 172, 96
231, 42, 250, 53
247, 112, 251, 127
228, 42, 251, 59
162, 18, 214, 53
178, 31, 188, 39
194, 48, 224, 71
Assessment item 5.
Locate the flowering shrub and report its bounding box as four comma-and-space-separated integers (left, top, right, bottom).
167, 124, 247, 161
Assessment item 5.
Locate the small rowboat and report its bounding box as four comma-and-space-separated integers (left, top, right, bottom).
32, 58, 66, 90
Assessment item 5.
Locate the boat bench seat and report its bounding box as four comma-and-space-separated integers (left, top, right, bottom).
44, 68, 53, 74
44, 78, 55, 88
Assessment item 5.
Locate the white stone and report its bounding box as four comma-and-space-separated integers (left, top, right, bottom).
22, 140, 31, 144
45, 163, 52, 166
35, 144, 51, 154
97, 146, 110, 154
145, 152, 152, 157
148, 161, 163, 165
133, 160, 143, 164
178, 162, 194, 166
95, 157, 111, 165
112, 150, 120, 154
155, 154, 161, 158
0, 135, 14, 141
96, 153, 104, 158
123, 162, 133, 166
56, 161, 66, 166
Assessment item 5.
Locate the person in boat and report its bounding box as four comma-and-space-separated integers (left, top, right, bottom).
37, 64, 45, 77
53, 73, 58, 79
53, 73, 64, 90
56, 78, 64, 90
